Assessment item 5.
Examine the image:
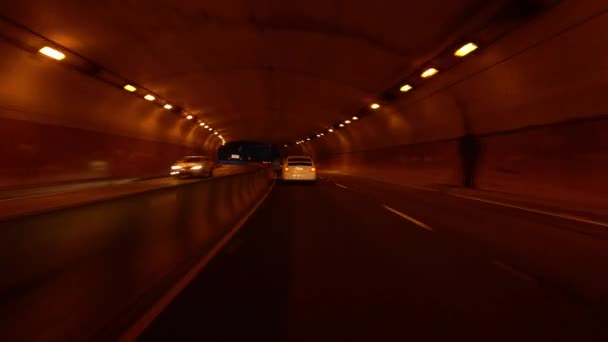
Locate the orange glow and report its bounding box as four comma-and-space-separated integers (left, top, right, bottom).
39, 46, 65, 60
421, 68, 438, 78
284, 167, 289, 172
454, 42, 478, 57
311, 167, 316, 172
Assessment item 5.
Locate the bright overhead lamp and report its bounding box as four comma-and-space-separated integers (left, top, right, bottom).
328, 128, 334, 133
316, 134, 321, 137
320, 133, 324, 136
370, 103, 380, 110
307, 138, 311, 141
345, 120, 351, 124
186, 115, 193, 120
124, 84, 137, 92
164, 104, 173, 110
399, 84, 412, 92
144, 94, 155, 101
454, 42, 478, 57
421, 68, 438, 78
208, 128, 213, 131
214, 132, 219, 135
204, 125, 209, 128
39, 46, 65, 60
352, 116, 359, 120
199, 123, 205, 126
339, 123, 345, 127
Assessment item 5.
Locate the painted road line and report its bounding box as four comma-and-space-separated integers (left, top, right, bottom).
383, 205, 433, 232
119, 180, 276, 342
335, 183, 348, 189
451, 194, 608, 229
492, 260, 537, 283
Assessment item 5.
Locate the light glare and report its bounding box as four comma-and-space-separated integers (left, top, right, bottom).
400, 84, 412, 92
454, 42, 478, 57
39, 46, 65, 60
144, 94, 155, 101
186, 115, 193, 120
345, 120, 351, 124
124, 84, 137, 92
370, 103, 380, 109
352, 116, 359, 120
421, 68, 438, 78
164, 104, 173, 110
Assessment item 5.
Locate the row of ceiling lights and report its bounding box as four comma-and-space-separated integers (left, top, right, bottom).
37, 46, 225, 146
293, 42, 478, 146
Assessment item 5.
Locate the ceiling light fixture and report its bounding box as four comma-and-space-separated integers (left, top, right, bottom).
164, 104, 173, 110
144, 94, 155, 101
454, 42, 478, 57
208, 128, 213, 131
339, 123, 345, 127
124, 84, 137, 92
421, 68, 438, 78
199, 123, 205, 126
345, 120, 351, 124
328, 128, 334, 132
352, 116, 359, 120
186, 115, 193, 120
400, 84, 413, 92
39, 46, 65, 60
370, 103, 380, 110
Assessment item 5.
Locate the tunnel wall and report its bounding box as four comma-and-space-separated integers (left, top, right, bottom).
0, 37, 218, 188
310, 0, 608, 210
0, 168, 273, 341
0, 116, 202, 187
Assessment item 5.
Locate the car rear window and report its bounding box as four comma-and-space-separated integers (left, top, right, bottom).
288, 158, 313, 166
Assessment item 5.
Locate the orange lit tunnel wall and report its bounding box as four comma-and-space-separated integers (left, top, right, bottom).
307, 0, 608, 210
0, 35, 218, 188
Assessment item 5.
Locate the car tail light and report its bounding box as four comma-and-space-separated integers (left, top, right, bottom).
284, 167, 289, 172
311, 167, 316, 172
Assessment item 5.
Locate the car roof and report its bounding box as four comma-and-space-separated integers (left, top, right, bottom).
287, 155, 312, 159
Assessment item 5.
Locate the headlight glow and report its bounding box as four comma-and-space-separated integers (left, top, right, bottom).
191, 165, 203, 170
171, 165, 182, 170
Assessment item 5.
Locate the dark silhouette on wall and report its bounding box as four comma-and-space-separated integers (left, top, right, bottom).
459, 133, 481, 188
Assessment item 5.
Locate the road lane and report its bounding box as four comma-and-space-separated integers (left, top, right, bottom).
139, 177, 606, 341
0, 164, 258, 220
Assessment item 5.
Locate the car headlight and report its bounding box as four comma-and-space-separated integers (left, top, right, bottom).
191, 165, 203, 170
171, 165, 182, 170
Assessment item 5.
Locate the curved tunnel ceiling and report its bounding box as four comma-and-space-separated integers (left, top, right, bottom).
0, 0, 529, 145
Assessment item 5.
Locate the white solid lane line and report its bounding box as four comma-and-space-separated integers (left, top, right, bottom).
451, 194, 608, 229
335, 183, 348, 189
383, 205, 433, 232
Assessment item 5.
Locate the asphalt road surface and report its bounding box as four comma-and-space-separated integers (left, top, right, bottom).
139, 174, 608, 341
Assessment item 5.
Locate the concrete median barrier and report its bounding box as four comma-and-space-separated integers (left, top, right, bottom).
0, 168, 273, 341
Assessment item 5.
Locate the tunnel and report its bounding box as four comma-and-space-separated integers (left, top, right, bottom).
1, 0, 607, 340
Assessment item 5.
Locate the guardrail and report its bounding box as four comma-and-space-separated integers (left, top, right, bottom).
0, 168, 274, 341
